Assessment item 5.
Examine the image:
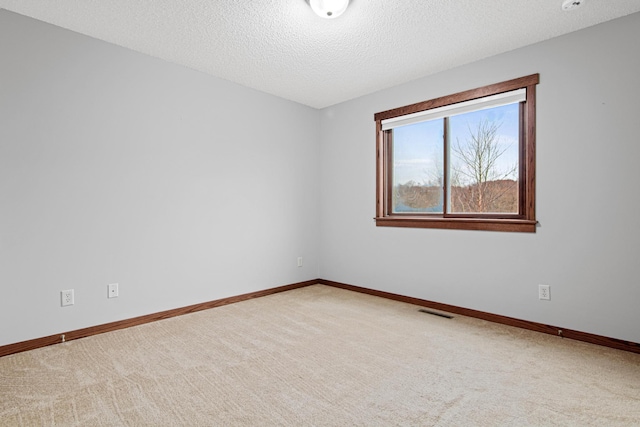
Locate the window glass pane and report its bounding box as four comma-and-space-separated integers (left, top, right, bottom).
448, 103, 519, 214
392, 120, 444, 213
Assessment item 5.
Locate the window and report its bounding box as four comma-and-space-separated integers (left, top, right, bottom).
374, 74, 539, 232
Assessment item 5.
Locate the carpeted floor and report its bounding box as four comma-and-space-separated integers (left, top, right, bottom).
1, 284, 639, 426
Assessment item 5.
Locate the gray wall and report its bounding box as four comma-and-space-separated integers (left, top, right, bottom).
2, 9, 640, 348
0, 10, 321, 346
319, 12, 640, 343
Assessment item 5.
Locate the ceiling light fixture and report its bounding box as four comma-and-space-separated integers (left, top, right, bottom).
308, 0, 350, 19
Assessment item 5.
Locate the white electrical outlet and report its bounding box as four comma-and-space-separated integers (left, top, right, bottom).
539, 284, 550, 300
61, 289, 74, 306
108, 283, 119, 298
297, 257, 303, 267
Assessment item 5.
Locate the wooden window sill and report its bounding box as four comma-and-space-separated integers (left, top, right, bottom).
374, 216, 537, 232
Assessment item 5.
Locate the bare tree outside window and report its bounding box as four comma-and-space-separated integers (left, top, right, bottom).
449, 119, 518, 213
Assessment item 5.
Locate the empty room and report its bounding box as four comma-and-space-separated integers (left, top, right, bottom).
1, 1, 639, 425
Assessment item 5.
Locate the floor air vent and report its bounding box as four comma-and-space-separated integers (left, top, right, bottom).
419, 309, 454, 319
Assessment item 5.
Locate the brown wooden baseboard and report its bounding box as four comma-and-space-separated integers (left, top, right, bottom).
0, 279, 318, 358
3, 278, 639, 358
318, 279, 640, 355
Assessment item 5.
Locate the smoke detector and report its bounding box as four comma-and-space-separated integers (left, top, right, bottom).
562, 0, 585, 11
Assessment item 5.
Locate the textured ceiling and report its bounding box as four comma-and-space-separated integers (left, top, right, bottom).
1, 0, 640, 108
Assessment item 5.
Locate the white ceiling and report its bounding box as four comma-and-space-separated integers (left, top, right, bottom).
2, 0, 640, 108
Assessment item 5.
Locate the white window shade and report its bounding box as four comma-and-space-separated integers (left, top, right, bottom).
381, 88, 526, 131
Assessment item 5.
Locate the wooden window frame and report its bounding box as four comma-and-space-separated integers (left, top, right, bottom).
375, 74, 539, 232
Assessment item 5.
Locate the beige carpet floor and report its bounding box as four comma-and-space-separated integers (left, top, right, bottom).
1, 284, 639, 426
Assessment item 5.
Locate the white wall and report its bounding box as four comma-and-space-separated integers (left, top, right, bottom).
319, 12, 640, 343
0, 10, 321, 346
